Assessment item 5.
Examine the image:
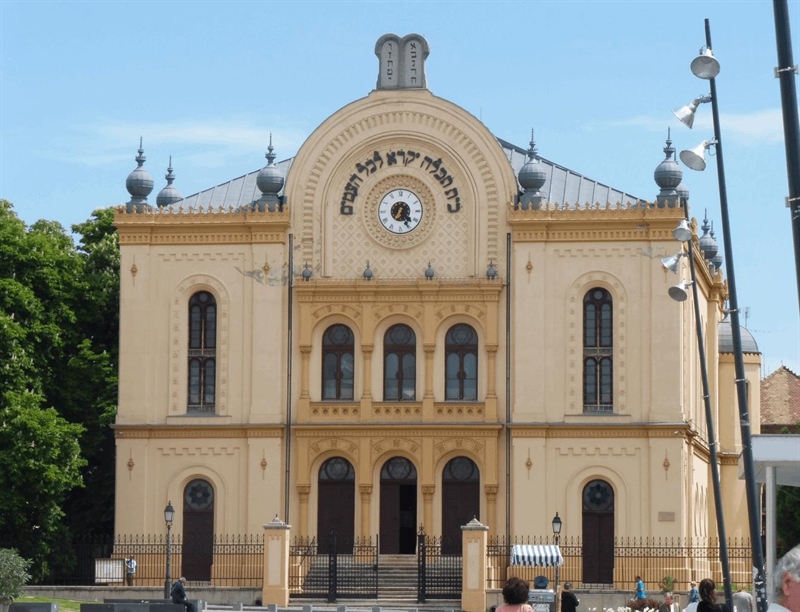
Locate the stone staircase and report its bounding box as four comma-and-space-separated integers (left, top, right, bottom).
294, 553, 461, 608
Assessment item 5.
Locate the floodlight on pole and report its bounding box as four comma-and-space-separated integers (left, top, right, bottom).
662, 252, 687, 274
668, 216, 733, 612
668, 280, 693, 302
674, 19, 767, 612
690, 46, 721, 79
672, 95, 712, 129
680, 140, 718, 172
673, 219, 693, 242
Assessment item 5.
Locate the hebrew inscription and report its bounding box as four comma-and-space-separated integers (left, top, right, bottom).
340, 148, 461, 215
375, 33, 429, 90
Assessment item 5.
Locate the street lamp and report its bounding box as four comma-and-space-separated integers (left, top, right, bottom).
552, 512, 562, 594
664, 215, 732, 610
673, 19, 768, 612
164, 501, 175, 599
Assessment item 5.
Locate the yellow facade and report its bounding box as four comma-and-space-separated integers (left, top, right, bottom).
113, 33, 760, 585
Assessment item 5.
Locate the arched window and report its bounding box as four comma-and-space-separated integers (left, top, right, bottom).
188, 291, 216, 413
384, 324, 416, 401
322, 324, 354, 400
445, 324, 478, 401
583, 288, 613, 412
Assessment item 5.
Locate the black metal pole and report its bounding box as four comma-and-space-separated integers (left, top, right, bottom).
684, 205, 732, 609
554, 532, 560, 594
772, 0, 800, 313
702, 18, 769, 612
164, 522, 172, 599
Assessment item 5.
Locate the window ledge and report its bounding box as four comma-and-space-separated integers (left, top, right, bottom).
166, 414, 233, 426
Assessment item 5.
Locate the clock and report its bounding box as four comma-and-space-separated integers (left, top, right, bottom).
378, 189, 423, 234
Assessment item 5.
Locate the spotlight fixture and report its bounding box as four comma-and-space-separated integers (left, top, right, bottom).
668, 280, 693, 302
662, 252, 687, 274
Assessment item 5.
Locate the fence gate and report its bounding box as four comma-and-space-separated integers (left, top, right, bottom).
417, 530, 462, 602
289, 531, 378, 601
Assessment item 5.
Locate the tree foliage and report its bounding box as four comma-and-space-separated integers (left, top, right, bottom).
0, 200, 119, 579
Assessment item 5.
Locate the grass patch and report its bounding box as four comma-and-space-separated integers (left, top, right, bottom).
15, 595, 86, 612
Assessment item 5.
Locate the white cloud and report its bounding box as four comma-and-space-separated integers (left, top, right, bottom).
587, 107, 793, 145
50, 118, 309, 168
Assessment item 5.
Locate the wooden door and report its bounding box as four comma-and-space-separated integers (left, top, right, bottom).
317, 457, 355, 554
442, 457, 480, 554
182, 479, 214, 581
582, 479, 615, 584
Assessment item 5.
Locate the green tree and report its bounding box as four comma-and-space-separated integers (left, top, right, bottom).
0, 201, 119, 578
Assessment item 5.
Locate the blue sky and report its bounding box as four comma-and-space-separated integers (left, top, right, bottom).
1, 0, 799, 376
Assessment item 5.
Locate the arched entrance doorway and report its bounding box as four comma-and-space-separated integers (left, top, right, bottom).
582, 479, 615, 585
182, 478, 214, 581
380, 457, 417, 554
317, 457, 355, 554
441, 456, 480, 554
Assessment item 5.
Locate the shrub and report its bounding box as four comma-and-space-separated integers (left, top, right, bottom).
661, 575, 676, 593
0, 548, 32, 601
627, 598, 664, 611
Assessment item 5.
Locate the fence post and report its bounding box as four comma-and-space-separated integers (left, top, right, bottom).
461, 518, 489, 612
328, 529, 337, 603
417, 528, 426, 603
262, 516, 291, 606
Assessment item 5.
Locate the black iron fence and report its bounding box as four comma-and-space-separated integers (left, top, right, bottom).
487, 535, 754, 593
417, 531, 462, 602
32, 533, 263, 587
288, 532, 378, 601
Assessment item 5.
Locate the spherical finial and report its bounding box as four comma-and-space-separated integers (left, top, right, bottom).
125, 137, 154, 208
363, 261, 373, 280
301, 262, 312, 281
518, 128, 547, 192
486, 261, 497, 280
424, 262, 435, 280
257, 133, 285, 197
654, 129, 683, 190
698, 210, 718, 260
709, 222, 723, 270
156, 156, 183, 207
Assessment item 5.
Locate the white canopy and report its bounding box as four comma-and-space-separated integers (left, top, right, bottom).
511, 544, 564, 567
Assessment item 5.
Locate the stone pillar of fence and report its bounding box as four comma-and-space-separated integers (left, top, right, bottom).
262, 516, 291, 606
462, 517, 489, 612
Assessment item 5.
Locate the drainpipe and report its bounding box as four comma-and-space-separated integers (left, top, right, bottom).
505, 232, 512, 540
284, 234, 294, 522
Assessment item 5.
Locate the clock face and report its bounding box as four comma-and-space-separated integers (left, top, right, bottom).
378, 189, 423, 234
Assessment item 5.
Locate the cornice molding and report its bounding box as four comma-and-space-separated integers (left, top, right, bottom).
113, 424, 285, 438
114, 207, 290, 245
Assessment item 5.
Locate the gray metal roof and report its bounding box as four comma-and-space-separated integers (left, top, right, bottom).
718, 317, 760, 354
497, 138, 645, 207
169, 137, 644, 211
174, 158, 294, 211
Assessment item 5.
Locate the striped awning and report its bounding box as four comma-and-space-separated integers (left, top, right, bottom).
511, 544, 564, 567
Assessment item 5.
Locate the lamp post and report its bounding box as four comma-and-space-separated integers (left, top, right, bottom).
552, 512, 562, 594
664, 214, 732, 610
164, 501, 175, 599
673, 19, 768, 612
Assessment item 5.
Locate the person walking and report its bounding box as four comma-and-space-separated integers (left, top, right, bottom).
636, 576, 646, 600
561, 582, 580, 612
170, 577, 195, 612
690, 582, 700, 603
125, 555, 136, 586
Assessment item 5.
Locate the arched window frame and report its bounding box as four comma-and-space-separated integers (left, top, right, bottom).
383, 324, 417, 401
445, 323, 478, 401
188, 291, 217, 413
322, 324, 355, 400
583, 288, 613, 413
